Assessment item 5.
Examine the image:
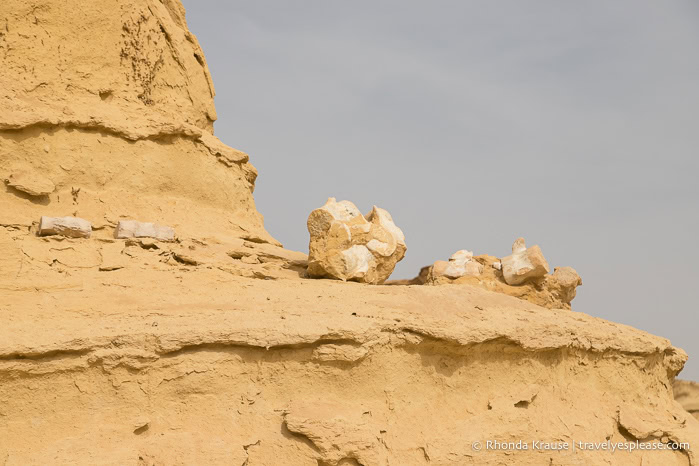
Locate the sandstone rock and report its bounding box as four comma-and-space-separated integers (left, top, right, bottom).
240, 254, 260, 265
546, 266, 583, 305
400, 251, 581, 310
99, 242, 127, 272
1, 272, 695, 465
115, 220, 175, 242
428, 249, 484, 281
0, 0, 277, 245
674, 379, 699, 420
5, 171, 55, 197
1, 1, 694, 464
0, 228, 23, 280
38, 216, 92, 238
307, 198, 406, 284
284, 402, 387, 465
500, 238, 550, 285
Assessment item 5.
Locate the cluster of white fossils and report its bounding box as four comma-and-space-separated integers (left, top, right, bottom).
306, 198, 582, 301
7, 171, 176, 242
431, 237, 550, 285
37, 216, 175, 241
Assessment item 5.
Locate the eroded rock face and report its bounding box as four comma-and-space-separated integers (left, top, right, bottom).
5, 170, 55, 197
1, 2, 695, 465
0, 269, 696, 465
675, 379, 699, 421
0, 0, 277, 245
284, 402, 388, 465
307, 198, 406, 284
545, 266, 583, 304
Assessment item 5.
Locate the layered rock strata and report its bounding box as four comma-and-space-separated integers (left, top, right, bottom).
0, 0, 276, 245
1, 266, 697, 465
1, 2, 697, 465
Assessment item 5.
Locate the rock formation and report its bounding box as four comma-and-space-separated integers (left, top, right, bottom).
1, 1, 697, 465
675, 380, 699, 421
307, 198, 406, 284
392, 238, 583, 310
1, 272, 697, 465
500, 237, 550, 285
5, 170, 55, 197
0, 0, 275, 245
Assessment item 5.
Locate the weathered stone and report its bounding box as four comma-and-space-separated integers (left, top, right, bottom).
5, 171, 55, 197
0, 228, 23, 280
115, 220, 175, 242
0, 0, 280, 247
674, 379, 699, 421
240, 254, 260, 265
501, 238, 549, 285
394, 247, 582, 310
546, 266, 582, 304
307, 198, 406, 284
429, 249, 483, 280
38, 216, 92, 238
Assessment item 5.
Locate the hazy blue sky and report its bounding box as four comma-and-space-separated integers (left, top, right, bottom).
181, 0, 699, 380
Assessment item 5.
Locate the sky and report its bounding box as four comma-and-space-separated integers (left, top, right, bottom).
181, 0, 699, 381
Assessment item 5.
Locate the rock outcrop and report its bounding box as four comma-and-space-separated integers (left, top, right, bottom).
1, 268, 697, 465
1, 2, 697, 465
675, 380, 699, 421
394, 238, 582, 310
5, 170, 55, 197
307, 198, 406, 284
0, 0, 276, 245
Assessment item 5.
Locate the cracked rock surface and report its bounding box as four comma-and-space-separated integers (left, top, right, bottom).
0, 1, 697, 465
1, 233, 697, 464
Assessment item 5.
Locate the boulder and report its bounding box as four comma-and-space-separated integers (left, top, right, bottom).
115, 220, 175, 242
307, 198, 406, 284
430, 249, 484, 280
5, 171, 55, 197
500, 238, 550, 285
38, 216, 92, 238
546, 266, 583, 304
